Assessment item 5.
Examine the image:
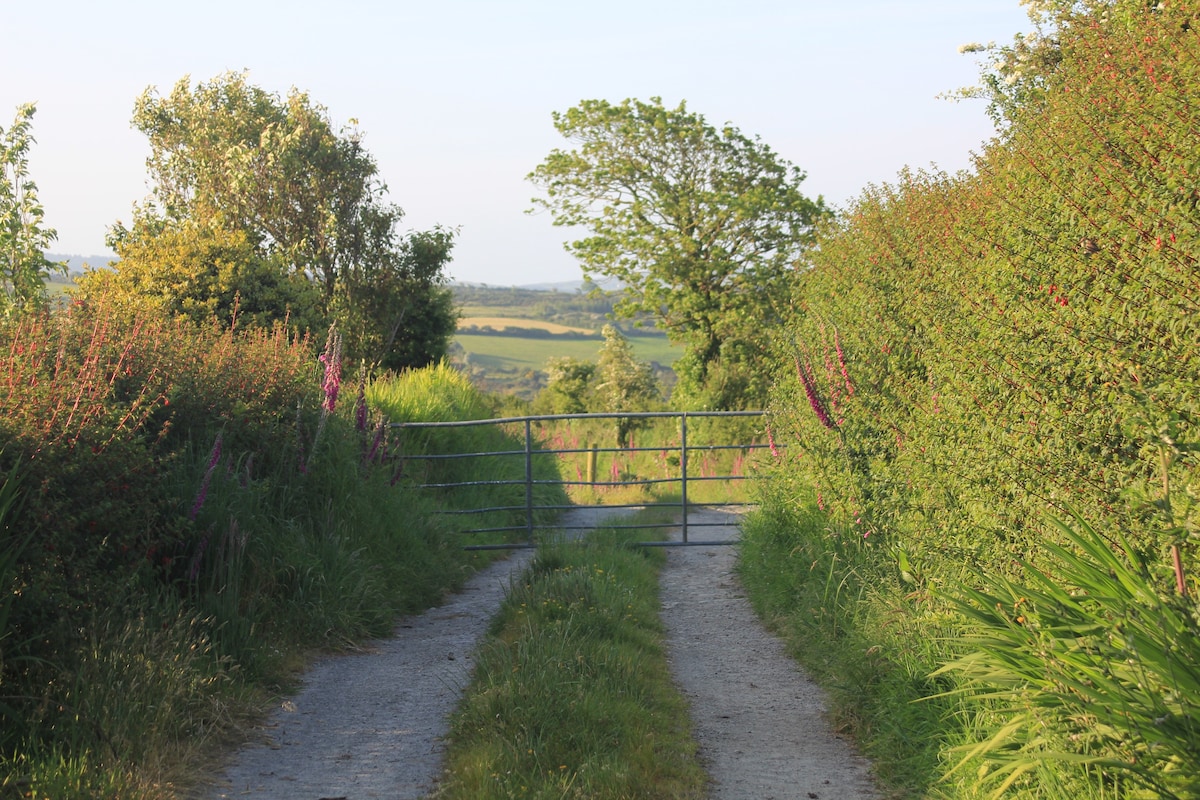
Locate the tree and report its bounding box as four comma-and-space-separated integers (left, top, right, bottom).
335, 226, 459, 372
110, 72, 456, 367
78, 220, 325, 331
0, 103, 64, 316
125, 72, 386, 307
529, 97, 827, 409
537, 356, 597, 414
950, 0, 1173, 125
595, 324, 660, 446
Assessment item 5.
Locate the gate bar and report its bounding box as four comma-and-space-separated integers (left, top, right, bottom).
391, 410, 766, 548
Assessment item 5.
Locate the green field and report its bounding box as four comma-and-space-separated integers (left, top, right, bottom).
458, 316, 597, 335
454, 332, 679, 372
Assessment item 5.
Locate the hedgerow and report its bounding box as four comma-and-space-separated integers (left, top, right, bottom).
0, 304, 523, 796
758, 3, 1200, 796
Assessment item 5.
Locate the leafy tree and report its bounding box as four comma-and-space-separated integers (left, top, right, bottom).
336, 226, 459, 372
125, 72, 385, 306
536, 356, 597, 414
950, 0, 1176, 124
110, 71, 456, 366
595, 324, 660, 446
529, 97, 827, 409
0, 103, 64, 316
78, 220, 325, 331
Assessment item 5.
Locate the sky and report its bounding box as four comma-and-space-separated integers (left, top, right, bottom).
3, 1, 1033, 286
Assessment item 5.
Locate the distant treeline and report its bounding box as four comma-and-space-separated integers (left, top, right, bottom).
451, 283, 616, 315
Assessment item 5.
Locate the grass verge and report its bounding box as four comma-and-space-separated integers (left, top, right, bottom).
735, 501, 958, 799
433, 513, 707, 800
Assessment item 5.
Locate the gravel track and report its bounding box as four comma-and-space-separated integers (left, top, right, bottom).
198, 508, 879, 799
660, 508, 878, 799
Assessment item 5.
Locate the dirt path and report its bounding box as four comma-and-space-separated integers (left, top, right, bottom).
198, 548, 537, 799
198, 508, 879, 799
660, 508, 879, 799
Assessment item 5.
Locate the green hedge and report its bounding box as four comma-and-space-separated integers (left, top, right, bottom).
761, 3, 1200, 796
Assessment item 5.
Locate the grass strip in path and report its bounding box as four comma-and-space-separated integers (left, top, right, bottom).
432, 517, 707, 800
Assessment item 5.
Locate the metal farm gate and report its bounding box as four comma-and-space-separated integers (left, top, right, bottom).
391, 410, 767, 549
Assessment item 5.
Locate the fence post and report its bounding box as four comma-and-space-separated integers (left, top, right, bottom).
680, 412, 689, 543
524, 418, 534, 541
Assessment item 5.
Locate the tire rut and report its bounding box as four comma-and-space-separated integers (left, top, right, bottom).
197, 508, 879, 799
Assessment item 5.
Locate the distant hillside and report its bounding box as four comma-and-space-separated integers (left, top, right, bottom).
46, 253, 115, 275
454, 277, 622, 293
514, 280, 585, 292
449, 282, 673, 401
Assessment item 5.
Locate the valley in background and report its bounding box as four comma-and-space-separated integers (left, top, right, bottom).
45, 259, 678, 403
449, 283, 678, 401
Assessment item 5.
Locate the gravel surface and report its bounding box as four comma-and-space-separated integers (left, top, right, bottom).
198, 548, 537, 800
197, 508, 879, 799
660, 508, 879, 800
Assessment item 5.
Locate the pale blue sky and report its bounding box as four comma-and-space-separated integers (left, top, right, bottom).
3, 1, 1031, 285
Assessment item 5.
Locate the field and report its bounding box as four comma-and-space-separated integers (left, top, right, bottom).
452, 330, 679, 401
449, 287, 679, 400
458, 316, 597, 335
454, 332, 678, 371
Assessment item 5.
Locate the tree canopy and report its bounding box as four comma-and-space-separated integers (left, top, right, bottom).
0, 103, 63, 316
529, 97, 827, 408
89, 72, 457, 369
123, 72, 384, 305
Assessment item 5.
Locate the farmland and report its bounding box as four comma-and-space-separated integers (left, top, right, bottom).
449, 284, 678, 401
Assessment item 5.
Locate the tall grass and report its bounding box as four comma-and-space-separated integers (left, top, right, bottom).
739, 483, 1200, 799
369, 363, 570, 547
0, 309, 538, 797
434, 515, 707, 800
934, 516, 1200, 799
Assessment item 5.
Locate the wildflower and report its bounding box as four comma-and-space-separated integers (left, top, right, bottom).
364, 418, 386, 465
354, 373, 368, 432
767, 424, 780, 458
835, 330, 853, 396
795, 354, 836, 430
318, 326, 344, 414
824, 348, 841, 413
189, 432, 223, 521
390, 447, 406, 486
